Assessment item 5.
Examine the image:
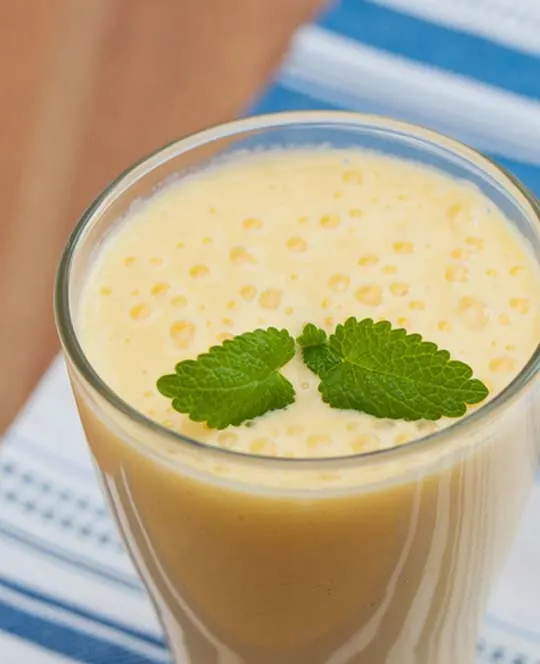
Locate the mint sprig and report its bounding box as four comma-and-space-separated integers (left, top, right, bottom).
157, 328, 295, 429
158, 318, 489, 429
298, 318, 489, 421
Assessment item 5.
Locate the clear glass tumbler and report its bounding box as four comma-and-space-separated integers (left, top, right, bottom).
55, 112, 540, 664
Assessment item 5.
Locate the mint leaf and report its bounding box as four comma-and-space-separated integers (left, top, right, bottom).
157, 328, 295, 429
304, 317, 489, 421
297, 323, 341, 378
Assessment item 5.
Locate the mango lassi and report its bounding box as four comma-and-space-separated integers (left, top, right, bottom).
70, 146, 540, 664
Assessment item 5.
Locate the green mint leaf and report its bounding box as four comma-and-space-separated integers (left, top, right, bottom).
297, 323, 341, 378
157, 327, 296, 429
312, 317, 489, 421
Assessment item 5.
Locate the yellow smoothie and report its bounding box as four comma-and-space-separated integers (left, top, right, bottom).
75, 148, 540, 663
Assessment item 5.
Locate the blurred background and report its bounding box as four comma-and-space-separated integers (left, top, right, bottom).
1, 1, 539, 662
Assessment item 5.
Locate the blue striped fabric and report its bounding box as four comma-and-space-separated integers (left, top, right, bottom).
2, 1, 540, 662
316, 0, 540, 98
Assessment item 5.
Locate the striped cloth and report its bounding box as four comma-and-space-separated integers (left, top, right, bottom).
1, 1, 539, 662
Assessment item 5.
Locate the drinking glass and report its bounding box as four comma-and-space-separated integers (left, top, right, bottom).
55, 112, 540, 664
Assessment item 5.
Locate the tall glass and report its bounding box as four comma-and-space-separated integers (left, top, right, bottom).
55, 113, 540, 664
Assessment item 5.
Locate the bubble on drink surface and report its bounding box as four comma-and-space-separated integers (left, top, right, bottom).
151, 282, 170, 296
349, 208, 363, 218
510, 297, 530, 314
149, 257, 163, 267
328, 273, 350, 293
489, 357, 517, 373
358, 254, 379, 266
287, 425, 304, 437
216, 332, 233, 342
321, 297, 333, 310
129, 303, 152, 321
355, 285, 382, 306
394, 433, 410, 445
259, 289, 282, 310
243, 217, 263, 231
437, 320, 452, 332
342, 169, 363, 184
451, 248, 466, 260
350, 434, 379, 454
286, 236, 308, 252
320, 214, 340, 229
124, 256, 136, 266
456, 296, 488, 330
446, 202, 470, 226
230, 247, 255, 265
409, 300, 425, 311
389, 282, 409, 297
170, 320, 196, 348
189, 264, 210, 278
240, 285, 257, 301
445, 264, 469, 283
509, 265, 524, 276
307, 434, 332, 450
393, 241, 414, 254
171, 295, 187, 307
249, 438, 278, 456
99, 286, 112, 296
465, 236, 484, 249
182, 419, 212, 441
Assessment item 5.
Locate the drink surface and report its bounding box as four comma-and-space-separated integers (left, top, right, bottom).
80, 148, 540, 458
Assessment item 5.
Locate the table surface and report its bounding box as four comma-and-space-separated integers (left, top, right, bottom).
2, 1, 540, 662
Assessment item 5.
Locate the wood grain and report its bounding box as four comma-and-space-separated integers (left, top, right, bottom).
0, 0, 326, 434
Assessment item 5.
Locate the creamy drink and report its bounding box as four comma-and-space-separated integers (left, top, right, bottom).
58, 117, 540, 664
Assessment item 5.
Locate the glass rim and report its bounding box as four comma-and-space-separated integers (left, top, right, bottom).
54, 110, 540, 470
